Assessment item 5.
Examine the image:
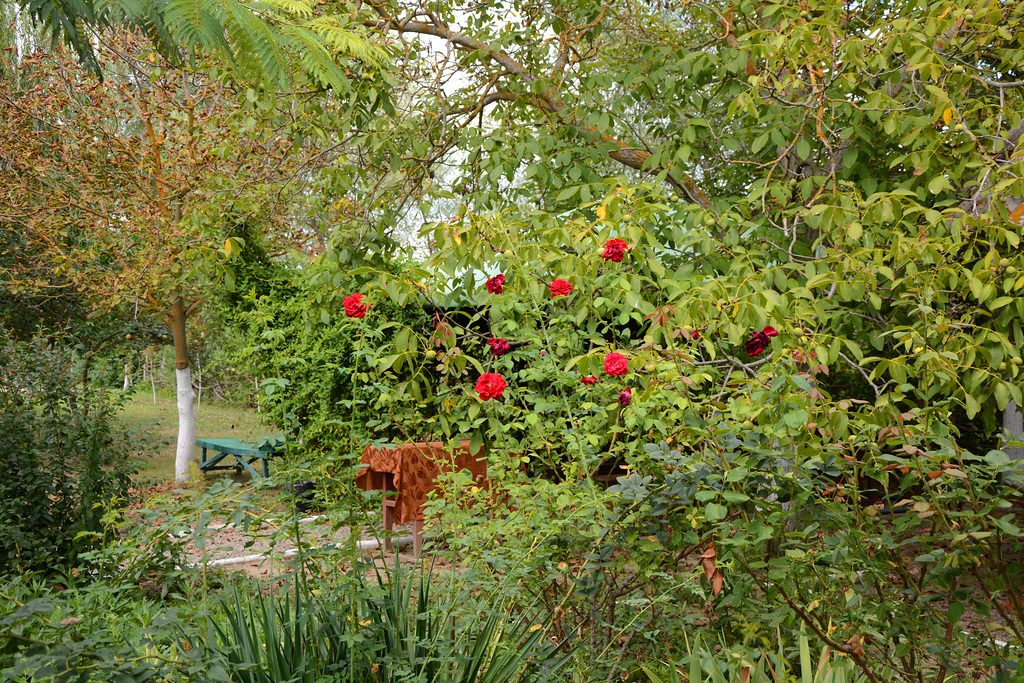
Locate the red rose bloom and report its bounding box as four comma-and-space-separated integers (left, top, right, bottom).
475, 373, 506, 401
690, 329, 701, 341
745, 332, 770, 356
581, 375, 598, 385
601, 239, 630, 262
618, 388, 632, 406
485, 274, 505, 294
487, 338, 510, 356
744, 326, 778, 357
604, 352, 628, 376
549, 279, 574, 297
343, 293, 368, 318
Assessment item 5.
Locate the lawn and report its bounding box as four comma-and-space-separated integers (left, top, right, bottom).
119, 390, 272, 482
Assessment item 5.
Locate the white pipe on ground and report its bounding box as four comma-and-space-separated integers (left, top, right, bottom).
193, 535, 419, 569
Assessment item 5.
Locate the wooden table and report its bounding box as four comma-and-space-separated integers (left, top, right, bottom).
356, 440, 486, 557
196, 436, 286, 479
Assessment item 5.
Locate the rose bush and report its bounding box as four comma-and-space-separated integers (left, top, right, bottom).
345, 175, 1024, 680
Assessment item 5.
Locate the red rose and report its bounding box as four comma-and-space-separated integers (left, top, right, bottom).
485, 274, 505, 294
475, 373, 506, 401
601, 239, 630, 262
744, 325, 779, 357
343, 293, 368, 318
618, 388, 632, 406
745, 332, 770, 357
581, 375, 598, 385
604, 352, 628, 376
690, 329, 701, 341
549, 279, 574, 297
487, 338, 510, 356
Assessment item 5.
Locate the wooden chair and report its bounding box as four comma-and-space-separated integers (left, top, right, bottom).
376, 472, 424, 557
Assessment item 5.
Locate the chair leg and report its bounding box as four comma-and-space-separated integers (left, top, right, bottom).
413, 519, 424, 558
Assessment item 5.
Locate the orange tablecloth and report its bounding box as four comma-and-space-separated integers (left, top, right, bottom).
355, 440, 487, 523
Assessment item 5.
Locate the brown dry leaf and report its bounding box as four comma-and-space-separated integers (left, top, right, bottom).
845, 634, 866, 658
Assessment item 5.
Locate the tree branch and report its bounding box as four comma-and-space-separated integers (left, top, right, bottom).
361, 3, 710, 207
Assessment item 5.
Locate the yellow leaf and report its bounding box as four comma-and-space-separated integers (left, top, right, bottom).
942, 108, 953, 125
596, 205, 606, 220
224, 238, 234, 257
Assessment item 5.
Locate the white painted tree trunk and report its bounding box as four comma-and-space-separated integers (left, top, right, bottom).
175, 366, 196, 482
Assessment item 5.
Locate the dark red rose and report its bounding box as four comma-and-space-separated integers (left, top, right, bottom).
549, 279, 574, 297
485, 274, 505, 294
487, 338, 510, 356
745, 331, 771, 357
581, 375, 598, 385
604, 352, 628, 376
475, 373, 506, 401
343, 293, 368, 318
690, 329, 701, 341
601, 239, 630, 262
618, 388, 632, 406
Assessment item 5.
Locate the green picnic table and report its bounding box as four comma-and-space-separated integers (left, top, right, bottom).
196, 436, 287, 479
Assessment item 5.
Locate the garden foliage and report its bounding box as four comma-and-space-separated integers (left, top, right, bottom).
326, 0, 1024, 661
192, 558, 573, 683
0, 333, 139, 574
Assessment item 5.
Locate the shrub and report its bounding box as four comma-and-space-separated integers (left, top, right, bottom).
0, 332, 139, 574
0, 575, 195, 682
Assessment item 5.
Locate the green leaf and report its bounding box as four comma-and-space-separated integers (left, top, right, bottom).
965, 393, 980, 419
704, 503, 728, 521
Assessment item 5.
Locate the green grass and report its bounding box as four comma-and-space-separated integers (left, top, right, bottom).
119, 389, 272, 482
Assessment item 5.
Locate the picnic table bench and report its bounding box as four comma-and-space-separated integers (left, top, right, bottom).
196, 436, 286, 479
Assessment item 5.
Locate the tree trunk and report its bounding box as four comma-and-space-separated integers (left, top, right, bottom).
168, 295, 196, 483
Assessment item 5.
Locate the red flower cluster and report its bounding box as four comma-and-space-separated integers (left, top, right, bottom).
343, 293, 368, 318
549, 279, 574, 297
601, 239, 630, 262
485, 274, 505, 294
581, 375, 598, 385
618, 388, 632, 406
487, 338, 510, 356
745, 325, 779, 357
604, 352, 628, 376
475, 373, 506, 401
